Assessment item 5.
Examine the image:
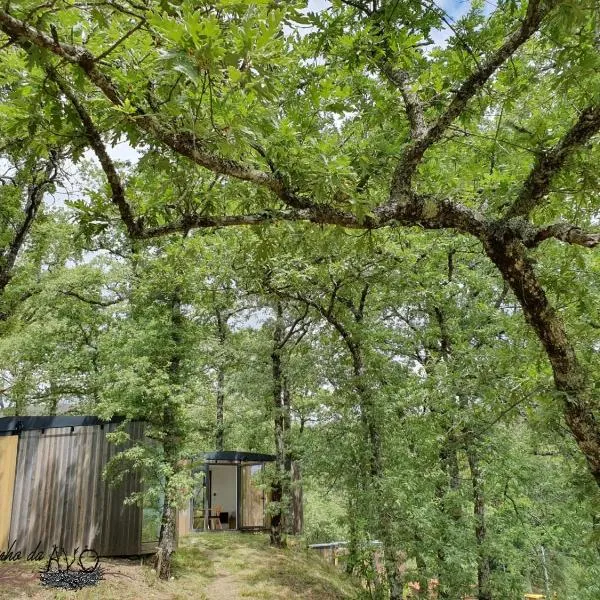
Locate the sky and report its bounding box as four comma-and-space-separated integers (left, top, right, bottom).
305, 0, 473, 46
306, 0, 468, 16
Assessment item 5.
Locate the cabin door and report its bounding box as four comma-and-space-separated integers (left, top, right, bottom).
240, 464, 267, 529
208, 465, 237, 529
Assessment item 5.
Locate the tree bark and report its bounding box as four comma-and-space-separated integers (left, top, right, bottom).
349, 337, 402, 599
270, 302, 288, 547
436, 440, 462, 600
154, 292, 184, 579
155, 493, 177, 580
485, 237, 600, 486
290, 460, 303, 535
466, 446, 492, 600
215, 308, 227, 452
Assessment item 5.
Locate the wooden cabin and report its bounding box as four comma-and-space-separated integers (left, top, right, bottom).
1, 416, 288, 558
0, 416, 158, 557
177, 451, 275, 534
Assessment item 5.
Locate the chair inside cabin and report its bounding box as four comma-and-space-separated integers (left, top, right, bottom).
208, 504, 222, 530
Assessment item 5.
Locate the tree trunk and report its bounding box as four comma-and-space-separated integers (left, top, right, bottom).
485, 237, 600, 486
154, 403, 179, 579
154, 292, 184, 579
215, 308, 226, 452
282, 378, 304, 534
466, 446, 492, 600
345, 495, 362, 575
319, 284, 401, 598
290, 460, 303, 535
155, 500, 176, 579
436, 441, 462, 600
540, 545, 551, 599
215, 367, 225, 451
350, 341, 402, 599
270, 302, 288, 548
47, 382, 59, 415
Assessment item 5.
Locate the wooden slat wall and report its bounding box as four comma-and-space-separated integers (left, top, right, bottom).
177, 502, 191, 537
0, 436, 18, 550
9, 422, 143, 557
102, 421, 143, 556
240, 465, 265, 528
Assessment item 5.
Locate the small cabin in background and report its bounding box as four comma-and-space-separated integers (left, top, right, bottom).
1, 416, 293, 558
0, 416, 157, 557
177, 451, 275, 534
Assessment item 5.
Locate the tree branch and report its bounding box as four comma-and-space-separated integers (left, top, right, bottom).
0, 8, 496, 245
389, 0, 557, 195
0, 155, 58, 294
46, 66, 142, 237
483, 235, 600, 485
95, 17, 146, 63
361, 8, 427, 140
137, 209, 359, 238
374, 192, 488, 239
0, 10, 123, 103
527, 222, 600, 248
378, 62, 427, 140
278, 305, 310, 349
61, 290, 124, 306
357, 283, 369, 320
0, 10, 295, 204
505, 104, 600, 218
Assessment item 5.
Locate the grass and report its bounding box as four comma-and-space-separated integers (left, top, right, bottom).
0, 533, 361, 600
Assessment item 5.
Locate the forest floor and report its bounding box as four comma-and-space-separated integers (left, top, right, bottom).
0, 532, 361, 599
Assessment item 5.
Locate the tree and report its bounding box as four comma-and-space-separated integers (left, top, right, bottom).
1, 0, 598, 488
0, 255, 122, 414
0, 143, 63, 322
96, 238, 208, 579
210, 236, 312, 546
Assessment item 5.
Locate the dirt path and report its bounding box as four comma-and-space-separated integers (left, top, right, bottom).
0, 534, 359, 600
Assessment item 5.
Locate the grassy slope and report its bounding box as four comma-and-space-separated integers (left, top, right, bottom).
0, 533, 360, 600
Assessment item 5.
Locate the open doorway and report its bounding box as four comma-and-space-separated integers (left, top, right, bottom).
208, 464, 237, 529
184, 451, 276, 534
